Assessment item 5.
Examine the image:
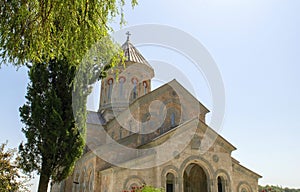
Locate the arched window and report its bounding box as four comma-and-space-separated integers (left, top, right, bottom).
119, 77, 125, 98
143, 81, 148, 94
170, 112, 175, 127
218, 176, 226, 192
119, 129, 122, 139
166, 173, 175, 192
141, 126, 145, 144
129, 120, 132, 133
160, 127, 164, 134
88, 170, 94, 192
103, 86, 107, 104
111, 131, 115, 140
79, 170, 85, 192
141, 136, 145, 144
132, 78, 138, 99
107, 78, 113, 101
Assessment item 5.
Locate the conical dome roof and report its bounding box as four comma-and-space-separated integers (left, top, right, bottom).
121, 33, 152, 68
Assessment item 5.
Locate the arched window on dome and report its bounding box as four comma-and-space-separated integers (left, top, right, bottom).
132, 78, 138, 99
111, 131, 115, 140
143, 81, 148, 94
79, 170, 85, 192
170, 112, 175, 127
129, 120, 133, 133
119, 129, 122, 139
119, 77, 126, 98
141, 126, 145, 144
160, 127, 164, 134
88, 170, 94, 192
107, 78, 113, 101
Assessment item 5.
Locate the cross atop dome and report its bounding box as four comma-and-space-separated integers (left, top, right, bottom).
126, 31, 131, 41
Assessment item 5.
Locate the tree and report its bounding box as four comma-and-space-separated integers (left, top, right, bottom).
0, 142, 30, 192
18, 57, 116, 191
0, 0, 137, 66
259, 185, 300, 192
19, 60, 79, 191
1, 0, 135, 191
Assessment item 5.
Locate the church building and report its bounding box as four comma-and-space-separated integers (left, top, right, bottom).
52, 34, 261, 192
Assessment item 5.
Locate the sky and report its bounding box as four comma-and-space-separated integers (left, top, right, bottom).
0, 0, 300, 190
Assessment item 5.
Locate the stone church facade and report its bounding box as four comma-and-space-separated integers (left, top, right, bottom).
52, 35, 261, 192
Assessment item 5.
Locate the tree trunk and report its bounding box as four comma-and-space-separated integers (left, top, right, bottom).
38, 164, 50, 192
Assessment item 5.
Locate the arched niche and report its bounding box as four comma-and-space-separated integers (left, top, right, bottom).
183, 163, 208, 192
123, 175, 146, 191
179, 156, 214, 192
237, 181, 253, 192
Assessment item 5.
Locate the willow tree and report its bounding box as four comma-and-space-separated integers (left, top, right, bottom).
0, 0, 137, 66
1, 0, 136, 191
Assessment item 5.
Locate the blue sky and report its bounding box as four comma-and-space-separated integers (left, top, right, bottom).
0, 0, 299, 190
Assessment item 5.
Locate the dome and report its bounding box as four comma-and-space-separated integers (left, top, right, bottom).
121, 33, 152, 68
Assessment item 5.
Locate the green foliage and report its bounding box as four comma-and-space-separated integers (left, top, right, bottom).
259, 185, 300, 192
0, 142, 30, 192
123, 185, 165, 192
19, 59, 84, 191
142, 186, 165, 192
0, 0, 137, 66
2, 1, 135, 191
18, 52, 121, 191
